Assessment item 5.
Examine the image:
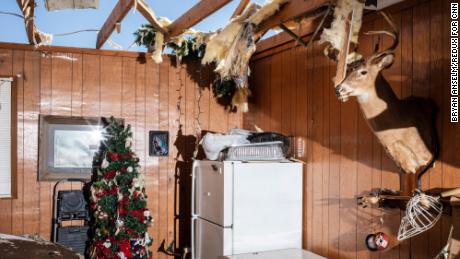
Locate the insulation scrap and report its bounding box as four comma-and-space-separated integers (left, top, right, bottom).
151, 17, 172, 64
35, 30, 53, 46
201, 3, 258, 66
248, 0, 288, 25
319, 0, 364, 63
152, 32, 165, 63
45, 0, 99, 11
202, 0, 287, 112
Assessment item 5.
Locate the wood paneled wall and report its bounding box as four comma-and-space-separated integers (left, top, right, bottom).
0, 43, 242, 258
245, 0, 459, 258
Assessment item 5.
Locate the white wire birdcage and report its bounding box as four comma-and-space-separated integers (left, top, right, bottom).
397, 192, 443, 241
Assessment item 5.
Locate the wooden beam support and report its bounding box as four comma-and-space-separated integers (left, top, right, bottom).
97, 0, 168, 48
96, 0, 135, 49
231, 0, 250, 18
136, 0, 168, 34
278, 23, 308, 48
167, 0, 233, 38
16, 0, 41, 45
256, 0, 330, 34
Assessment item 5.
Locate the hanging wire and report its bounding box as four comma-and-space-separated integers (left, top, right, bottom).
53, 29, 99, 37
0, 11, 24, 19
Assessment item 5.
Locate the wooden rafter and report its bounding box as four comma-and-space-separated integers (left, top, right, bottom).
166, 0, 233, 38
136, 0, 168, 34
231, 0, 250, 18
256, 0, 330, 34
278, 24, 308, 48
96, 0, 135, 49
16, 0, 42, 45
97, 0, 167, 49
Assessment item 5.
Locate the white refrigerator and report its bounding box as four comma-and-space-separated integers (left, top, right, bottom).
191, 160, 303, 259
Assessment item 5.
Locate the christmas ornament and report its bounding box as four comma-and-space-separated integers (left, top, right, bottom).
365, 232, 389, 251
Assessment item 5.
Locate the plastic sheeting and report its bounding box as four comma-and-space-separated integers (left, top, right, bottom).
45, 0, 99, 11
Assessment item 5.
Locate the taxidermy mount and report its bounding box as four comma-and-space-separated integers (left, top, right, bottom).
329, 12, 439, 177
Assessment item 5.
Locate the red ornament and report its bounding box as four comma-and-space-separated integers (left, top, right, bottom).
366, 232, 389, 251
118, 207, 128, 216
107, 186, 118, 196
95, 239, 114, 258
118, 240, 133, 258
104, 170, 117, 179
130, 209, 145, 222
95, 190, 105, 198
107, 152, 120, 161
120, 152, 133, 159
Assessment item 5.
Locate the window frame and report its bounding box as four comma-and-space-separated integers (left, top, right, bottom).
0, 76, 17, 199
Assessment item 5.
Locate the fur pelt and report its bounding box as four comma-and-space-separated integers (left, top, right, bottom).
202, 0, 287, 111
201, 3, 258, 66
215, 23, 255, 80
319, 0, 364, 63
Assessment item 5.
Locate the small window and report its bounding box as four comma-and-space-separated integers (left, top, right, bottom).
39, 115, 105, 181
0, 77, 15, 198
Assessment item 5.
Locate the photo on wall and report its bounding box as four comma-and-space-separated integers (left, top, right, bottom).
149, 131, 169, 156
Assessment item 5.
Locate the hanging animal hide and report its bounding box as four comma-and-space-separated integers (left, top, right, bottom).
202, 0, 288, 112
319, 0, 364, 63
201, 3, 258, 67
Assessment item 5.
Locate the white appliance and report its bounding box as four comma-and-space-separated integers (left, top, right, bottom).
191, 160, 303, 259
224, 249, 326, 259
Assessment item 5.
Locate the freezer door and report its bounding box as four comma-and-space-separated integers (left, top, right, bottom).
232, 162, 303, 254
192, 217, 233, 259
193, 161, 233, 226
225, 249, 326, 259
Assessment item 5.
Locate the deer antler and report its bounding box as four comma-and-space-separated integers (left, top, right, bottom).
364, 12, 399, 54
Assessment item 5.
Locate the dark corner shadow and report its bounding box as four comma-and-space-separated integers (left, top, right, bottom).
172, 126, 197, 255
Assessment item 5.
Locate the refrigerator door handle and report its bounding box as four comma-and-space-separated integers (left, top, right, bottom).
191, 161, 198, 217
191, 216, 197, 259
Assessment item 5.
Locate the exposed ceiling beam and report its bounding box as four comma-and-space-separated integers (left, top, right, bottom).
166, 0, 233, 38
136, 0, 168, 34
256, 0, 330, 34
96, 0, 135, 49
97, 0, 168, 49
231, 0, 250, 18
16, 0, 42, 45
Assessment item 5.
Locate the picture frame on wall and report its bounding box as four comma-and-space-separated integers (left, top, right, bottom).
39, 115, 105, 181
149, 131, 169, 156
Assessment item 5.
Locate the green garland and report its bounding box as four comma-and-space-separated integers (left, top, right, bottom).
133, 24, 205, 61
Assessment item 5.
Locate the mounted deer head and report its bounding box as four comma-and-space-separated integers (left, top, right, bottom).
336, 12, 399, 102
330, 12, 438, 177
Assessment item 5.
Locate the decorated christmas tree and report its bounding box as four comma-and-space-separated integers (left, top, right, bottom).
89, 117, 153, 259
